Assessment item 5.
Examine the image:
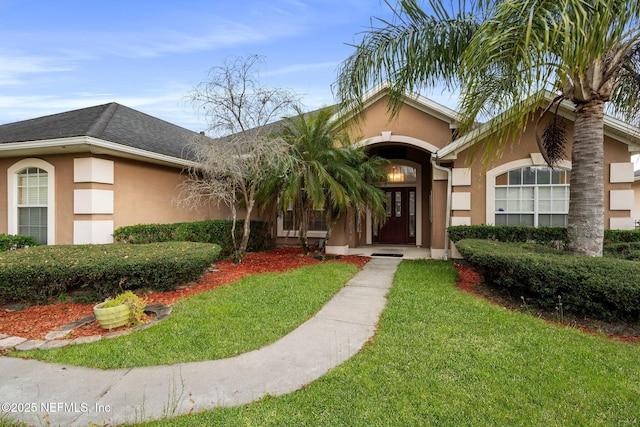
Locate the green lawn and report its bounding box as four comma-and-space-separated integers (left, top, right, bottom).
134, 260, 640, 426
16, 263, 357, 369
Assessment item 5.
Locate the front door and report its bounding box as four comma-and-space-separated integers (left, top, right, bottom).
374, 187, 416, 244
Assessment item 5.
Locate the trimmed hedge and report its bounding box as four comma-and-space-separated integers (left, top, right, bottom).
113, 220, 273, 255
604, 229, 640, 244
0, 234, 40, 251
448, 225, 640, 247
448, 225, 567, 247
455, 239, 640, 322
603, 242, 640, 261
0, 242, 221, 304
112, 223, 177, 244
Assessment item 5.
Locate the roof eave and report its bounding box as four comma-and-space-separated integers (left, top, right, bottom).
0, 136, 197, 168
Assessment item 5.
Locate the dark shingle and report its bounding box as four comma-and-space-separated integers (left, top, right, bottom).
0, 103, 202, 160
0, 104, 113, 143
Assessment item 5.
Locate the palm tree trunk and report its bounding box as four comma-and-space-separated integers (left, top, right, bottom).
567, 99, 605, 257
323, 216, 338, 256
299, 207, 310, 255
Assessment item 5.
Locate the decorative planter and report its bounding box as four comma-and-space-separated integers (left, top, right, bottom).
93, 302, 131, 329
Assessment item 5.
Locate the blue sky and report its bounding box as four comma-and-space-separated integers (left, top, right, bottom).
0, 0, 457, 132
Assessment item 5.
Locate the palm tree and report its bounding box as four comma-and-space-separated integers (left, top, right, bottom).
323, 143, 389, 249
272, 106, 387, 254
335, 0, 640, 256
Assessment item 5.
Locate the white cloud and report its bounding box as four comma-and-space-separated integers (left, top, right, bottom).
1, 11, 306, 62
262, 62, 339, 77
92, 21, 287, 59
0, 53, 71, 86
0, 83, 206, 131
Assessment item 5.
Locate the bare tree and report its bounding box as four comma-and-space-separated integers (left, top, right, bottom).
179, 55, 300, 262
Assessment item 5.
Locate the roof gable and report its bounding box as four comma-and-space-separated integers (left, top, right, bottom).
336, 83, 461, 128
437, 91, 640, 160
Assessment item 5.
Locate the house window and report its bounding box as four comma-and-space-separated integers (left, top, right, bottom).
283, 209, 327, 232
384, 164, 417, 183
17, 167, 48, 244
495, 166, 570, 227
8, 158, 55, 245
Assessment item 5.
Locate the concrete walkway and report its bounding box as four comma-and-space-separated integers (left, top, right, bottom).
0, 257, 401, 427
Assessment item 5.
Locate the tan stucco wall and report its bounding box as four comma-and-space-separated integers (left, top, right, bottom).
111, 157, 225, 228
1, 154, 232, 245
431, 178, 448, 250
451, 111, 634, 229
345, 96, 454, 149
633, 179, 640, 223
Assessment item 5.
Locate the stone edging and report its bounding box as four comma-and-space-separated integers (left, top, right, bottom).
0, 304, 171, 352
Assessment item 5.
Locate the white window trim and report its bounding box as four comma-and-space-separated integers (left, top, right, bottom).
486, 158, 572, 225
8, 158, 56, 244
276, 213, 328, 238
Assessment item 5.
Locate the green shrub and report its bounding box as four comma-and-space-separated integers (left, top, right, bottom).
111, 223, 178, 244
603, 241, 640, 260
0, 234, 40, 251
0, 242, 221, 304
448, 225, 567, 247
455, 239, 640, 323
113, 220, 273, 255
449, 225, 640, 248
604, 229, 640, 244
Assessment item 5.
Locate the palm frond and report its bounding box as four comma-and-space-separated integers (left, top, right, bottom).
334, 0, 479, 118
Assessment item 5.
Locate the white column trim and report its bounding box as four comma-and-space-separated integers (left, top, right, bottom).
610, 189, 635, 210
73, 220, 114, 244
74, 189, 114, 214
74, 157, 114, 184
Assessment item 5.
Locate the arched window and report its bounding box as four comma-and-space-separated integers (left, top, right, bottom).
16, 167, 48, 244
494, 166, 570, 227
8, 159, 55, 244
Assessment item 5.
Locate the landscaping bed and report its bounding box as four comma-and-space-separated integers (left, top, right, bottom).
453, 253, 640, 342
0, 242, 221, 304
454, 239, 640, 323
0, 247, 368, 341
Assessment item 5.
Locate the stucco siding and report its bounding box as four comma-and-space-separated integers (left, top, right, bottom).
450, 111, 634, 229
348, 96, 454, 149
2, 154, 232, 245
112, 158, 225, 228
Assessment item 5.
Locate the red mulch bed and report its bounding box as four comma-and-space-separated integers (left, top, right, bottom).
0, 247, 369, 341
454, 263, 640, 344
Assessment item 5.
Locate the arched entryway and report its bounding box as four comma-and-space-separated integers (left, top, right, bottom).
373, 160, 420, 245
360, 136, 439, 249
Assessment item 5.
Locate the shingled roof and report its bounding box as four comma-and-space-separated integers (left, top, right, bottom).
0, 103, 202, 161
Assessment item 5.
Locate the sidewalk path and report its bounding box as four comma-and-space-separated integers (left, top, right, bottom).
0, 257, 401, 427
